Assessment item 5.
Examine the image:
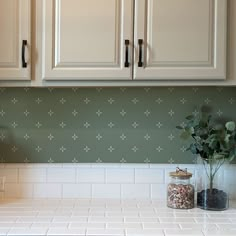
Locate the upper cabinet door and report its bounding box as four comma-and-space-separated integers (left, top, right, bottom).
41, 0, 133, 81
0, 0, 31, 81
134, 0, 227, 80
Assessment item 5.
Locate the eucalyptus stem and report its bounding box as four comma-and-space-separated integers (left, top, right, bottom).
205, 158, 226, 194
212, 159, 225, 181
202, 159, 210, 180
209, 159, 213, 193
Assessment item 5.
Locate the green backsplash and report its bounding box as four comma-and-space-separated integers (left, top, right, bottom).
0, 87, 236, 163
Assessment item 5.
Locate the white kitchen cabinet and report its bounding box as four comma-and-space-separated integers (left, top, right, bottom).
40, 0, 133, 81
39, 0, 227, 82
134, 0, 227, 80
0, 0, 31, 81
0, 0, 232, 85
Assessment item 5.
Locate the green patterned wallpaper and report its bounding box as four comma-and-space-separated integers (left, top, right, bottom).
0, 87, 236, 163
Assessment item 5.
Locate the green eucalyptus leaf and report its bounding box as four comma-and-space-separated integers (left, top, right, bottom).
220, 142, 228, 151
203, 145, 210, 153
225, 121, 236, 131
186, 115, 194, 120
185, 127, 194, 134
195, 136, 201, 142
205, 134, 216, 143
224, 134, 231, 143
185, 122, 194, 129
213, 154, 225, 160
189, 144, 198, 154
196, 129, 208, 137
209, 139, 217, 149
189, 127, 195, 134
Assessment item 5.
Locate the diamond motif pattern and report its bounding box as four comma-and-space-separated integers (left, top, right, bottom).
0, 87, 236, 163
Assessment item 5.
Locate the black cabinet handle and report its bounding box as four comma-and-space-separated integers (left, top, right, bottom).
138, 39, 143, 67
22, 40, 27, 68
124, 40, 130, 68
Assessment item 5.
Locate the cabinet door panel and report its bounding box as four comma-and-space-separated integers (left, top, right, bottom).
134, 0, 227, 80
0, 0, 30, 81
42, 0, 133, 80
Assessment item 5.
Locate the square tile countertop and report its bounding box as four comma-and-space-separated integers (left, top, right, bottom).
0, 199, 235, 236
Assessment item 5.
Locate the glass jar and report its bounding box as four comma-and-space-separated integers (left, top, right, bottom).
167, 168, 194, 209
196, 156, 229, 211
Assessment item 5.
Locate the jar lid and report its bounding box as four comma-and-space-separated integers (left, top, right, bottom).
169, 167, 192, 179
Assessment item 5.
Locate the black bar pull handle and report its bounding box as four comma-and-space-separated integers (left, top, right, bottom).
138, 39, 143, 67
124, 40, 130, 68
22, 40, 27, 68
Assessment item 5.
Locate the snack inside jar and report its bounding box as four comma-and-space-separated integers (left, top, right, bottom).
167, 168, 194, 209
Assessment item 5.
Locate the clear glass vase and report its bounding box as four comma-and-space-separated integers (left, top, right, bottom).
196, 156, 229, 211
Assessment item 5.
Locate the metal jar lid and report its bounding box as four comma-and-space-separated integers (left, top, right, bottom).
169, 167, 192, 179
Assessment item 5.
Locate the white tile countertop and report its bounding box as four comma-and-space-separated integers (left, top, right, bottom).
0, 199, 236, 236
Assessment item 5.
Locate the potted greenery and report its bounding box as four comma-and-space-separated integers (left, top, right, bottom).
177, 107, 236, 210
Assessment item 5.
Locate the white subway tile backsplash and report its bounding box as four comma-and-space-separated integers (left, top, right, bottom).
135, 169, 164, 184
33, 184, 62, 198
151, 184, 167, 200
92, 184, 121, 199
77, 168, 105, 183
19, 168, 46, 183
65, 163, 92, 168
4, 164, 27, 168
106, 169, 134, 183
62, 184, 91, 198
121, 184, 150, 199
0, 168, 18, 183
4, 183, 32, 199
149, 164, 177, 169
47, 168, 76, 183
120, 164, 150, 169
0, 163, 235, 200
91, 163, 121, 168
17, 184, 34, 199
4, 184, 20, 198
22, 164, 49, 169
224, 166, 236, 185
